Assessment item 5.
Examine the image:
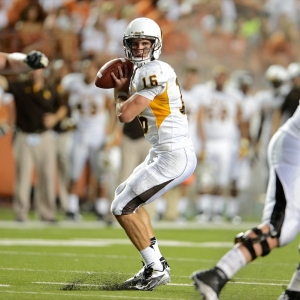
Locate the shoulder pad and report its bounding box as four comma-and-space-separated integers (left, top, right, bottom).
135, 61, 168, 92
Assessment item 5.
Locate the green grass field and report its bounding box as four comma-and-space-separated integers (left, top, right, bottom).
0, 213, 299, 300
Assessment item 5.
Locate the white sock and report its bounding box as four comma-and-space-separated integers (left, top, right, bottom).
95, 197, 109, 215
177, 197, 188, 216
288, 265, 300, 291
150, 237, 163, 259
216, 246, 247, 279
212, 195, 224, 215
226, 197, 240, 218
140, 246, 163, 271
68, 194, 79, 213
198, 194, 212, 215
155, 197, 167, 216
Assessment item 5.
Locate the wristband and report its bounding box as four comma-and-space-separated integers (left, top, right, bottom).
8, 52, 27, 62
117, 92, 128, 99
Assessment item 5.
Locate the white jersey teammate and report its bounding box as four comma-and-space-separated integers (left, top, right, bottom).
108, 17, 197, 291
62, 60, 114, 220
197, 66, 244, 222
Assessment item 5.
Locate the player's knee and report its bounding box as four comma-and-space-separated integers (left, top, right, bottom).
234, 225, 278, 260
110, 199, 121, 216
115, 182, 126, 197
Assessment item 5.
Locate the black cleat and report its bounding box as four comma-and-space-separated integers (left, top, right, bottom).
160, 256, 171, 277
191, 267, 228, 300
135, 263, 170, 291
122, 261, 146, 289
278, 290, 300, 300
122, 258, 170, 290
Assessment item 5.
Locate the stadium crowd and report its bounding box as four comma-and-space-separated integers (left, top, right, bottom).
0, 0, 300, 223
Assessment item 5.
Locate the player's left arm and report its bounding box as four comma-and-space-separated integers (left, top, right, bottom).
112, 65, 151, 123
0, 51, 49, 74
237, 103, 250, 158
116, 94, 151, 123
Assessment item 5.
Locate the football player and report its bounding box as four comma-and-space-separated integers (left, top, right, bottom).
62, 59, 115, 222
224, 70, 258, 223
254, 64, 289, 187
191, 102, 300, 299
110, 17, 197, 290
178, 66, 208, 221
196, 66, 246, 223
0, 51, 48, 74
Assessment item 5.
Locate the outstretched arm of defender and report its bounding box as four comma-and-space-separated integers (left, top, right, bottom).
0, 51, 49, 74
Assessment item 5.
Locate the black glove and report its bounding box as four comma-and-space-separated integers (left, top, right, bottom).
24, 51, 49, 69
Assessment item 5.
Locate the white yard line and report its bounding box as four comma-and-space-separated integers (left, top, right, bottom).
0, 238, 232, 248
33, 280, 287, 287
0, 290, 185, 299
0, 220, 258, 230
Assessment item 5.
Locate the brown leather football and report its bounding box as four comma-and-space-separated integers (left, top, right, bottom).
95, 58, 134, 89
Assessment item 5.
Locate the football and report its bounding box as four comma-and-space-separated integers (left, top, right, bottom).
95, 58, 134, 89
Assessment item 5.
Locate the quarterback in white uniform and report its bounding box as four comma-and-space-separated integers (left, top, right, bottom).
62, 59, 115, 220
110, 18, 196, 291
191, 102, 300, 299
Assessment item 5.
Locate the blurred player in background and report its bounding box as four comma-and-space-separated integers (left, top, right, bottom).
178, 66, 207, 221
0, 66, 67, 222
62, 59, 115, 222
196, 66, 246, 223
254, 64, 289, 187
48, 59, 74, 213
0, 50, 49, 139
191, 101, 300, 300
110, 17, 197, 290
272, 62, 300, 134
224, 70, 258, 223
0, 51, 48, 74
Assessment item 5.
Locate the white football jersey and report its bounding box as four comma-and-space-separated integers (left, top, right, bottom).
62, 73, 107, 134
130, 60, 193, 151
201, 84, 241, 140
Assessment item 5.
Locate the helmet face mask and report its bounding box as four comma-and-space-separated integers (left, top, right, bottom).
123, 18, 162, 67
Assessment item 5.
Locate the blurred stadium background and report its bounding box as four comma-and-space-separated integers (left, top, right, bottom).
0, 0, 299, 222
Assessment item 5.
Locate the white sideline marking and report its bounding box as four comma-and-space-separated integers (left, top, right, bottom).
0, 290, 183, 299
33, 280, 286, 287
0, 250, 213, 262
0, 238, 232, 248
33, 281, 193, 287
33, 280, 287, 288
0, 285, 9, 287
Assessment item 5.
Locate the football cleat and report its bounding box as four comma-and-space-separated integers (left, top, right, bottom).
191, 267, 228, 300
160, 256, 171, 278
123, 261, 146, 289
65, 212, 82, 222
135, 264, 170, 291
278, 290, 300, 300
122, 257, 170, 289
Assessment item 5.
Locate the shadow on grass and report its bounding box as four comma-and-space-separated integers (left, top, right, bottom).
62, 271, 132, 291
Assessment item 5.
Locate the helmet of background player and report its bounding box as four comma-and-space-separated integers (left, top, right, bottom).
287, 62, 300, 80
265, 64, 288, 88
123, 17, 163, 67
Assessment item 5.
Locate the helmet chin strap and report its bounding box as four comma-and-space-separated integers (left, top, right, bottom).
130, 47, 153, 67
